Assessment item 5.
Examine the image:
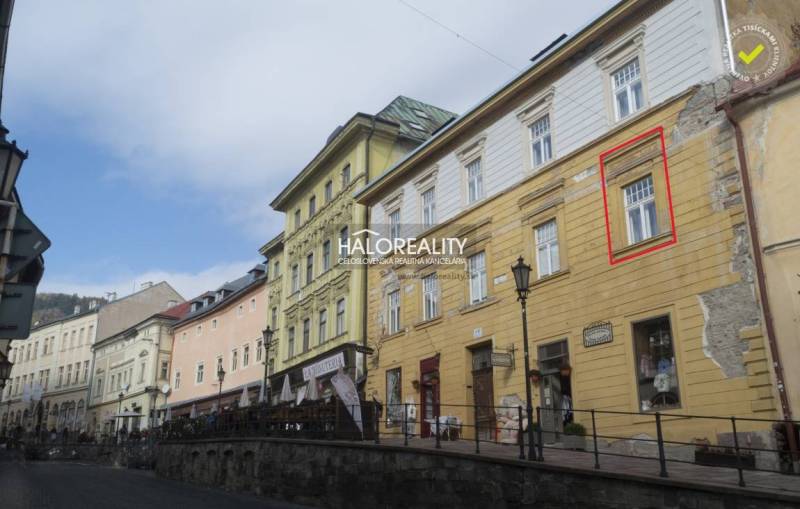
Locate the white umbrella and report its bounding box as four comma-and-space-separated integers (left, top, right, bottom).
210, 402, 218, 414
189, 403, 197, 419
296, 385, 307, 406
258, 380, 267, 404
306, 375, 319, 401
165, 406, 172, 422
279, 374, 293, 403
239, 386, 250, 408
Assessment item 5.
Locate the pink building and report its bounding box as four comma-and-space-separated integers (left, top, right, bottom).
166, 265, 267, 416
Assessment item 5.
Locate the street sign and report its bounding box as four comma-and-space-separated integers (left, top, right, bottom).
583, 321, 613, 347
0, 282, 36, 339
491, 352, 513, 367
3, 209, 51, 282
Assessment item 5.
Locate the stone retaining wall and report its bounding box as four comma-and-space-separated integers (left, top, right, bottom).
155, 438, 799, 509
25, 442, 155, 469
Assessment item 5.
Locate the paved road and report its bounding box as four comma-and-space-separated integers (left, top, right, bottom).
0, 453, 311, 509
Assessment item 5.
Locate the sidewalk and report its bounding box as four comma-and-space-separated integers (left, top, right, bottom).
372, 436, 800, 498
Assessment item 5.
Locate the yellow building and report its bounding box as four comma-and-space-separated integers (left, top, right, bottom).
263, 97, 454, 400
356, 0, 785, 457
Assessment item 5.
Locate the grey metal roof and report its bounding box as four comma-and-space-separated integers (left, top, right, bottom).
177, 266, 266, 325
376, 95, 456, 142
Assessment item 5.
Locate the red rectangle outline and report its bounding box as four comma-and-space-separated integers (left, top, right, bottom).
599, 125, 677, 266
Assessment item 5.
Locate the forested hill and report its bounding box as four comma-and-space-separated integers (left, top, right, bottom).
32, 293, 107, 327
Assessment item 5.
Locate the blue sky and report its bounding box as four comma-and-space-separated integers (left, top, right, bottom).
5, 0, 606, 299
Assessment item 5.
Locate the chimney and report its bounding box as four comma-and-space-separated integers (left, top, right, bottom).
141, 281, 153, 290
73, 305, 81, 315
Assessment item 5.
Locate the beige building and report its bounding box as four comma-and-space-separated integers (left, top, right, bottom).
1, 282, 183, 434
88, 301, 190, 437
263, 96, 454, 400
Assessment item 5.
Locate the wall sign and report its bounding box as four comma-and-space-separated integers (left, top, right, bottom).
490, 352, 513, 367
583, 321, 613, 347
302, 352, 346, 381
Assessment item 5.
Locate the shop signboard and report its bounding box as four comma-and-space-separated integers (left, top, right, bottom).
302, 352, 346, 382
583, 321, 613, 347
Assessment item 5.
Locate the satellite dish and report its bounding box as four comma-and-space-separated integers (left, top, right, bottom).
161, 384, 171, 395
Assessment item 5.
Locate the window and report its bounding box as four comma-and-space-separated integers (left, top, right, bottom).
216, 356, 223, 374
308, 195, 316, 216
422, 187, 436, 228
66, 365, 73, 386
96, 377, 103, 395
160, 360, 169, 380
386, 368, 403, 427
88, 325, 94, 343
33, 341, 38, 359
212, 319, 218, 329
196, 363, 204, 384
43, 369, 49, 390
291, 264, 300, 293
256, 340, 263, 362
468, 252, 487, 304
306, 253, 314, 285
83, 361, 89, 382
74, 363, 80, 384
271, 307, 278, 328
273, 261, 280, 278
535, 220, 560, 278
237, 304, 244, 317
288, 327, 295, 358
388, 290, 401, 334
612, 58, 643, 121
530, 114, 552, 169
467, 158, 484, 203
108, 374, 114, 393
303, 318, 310, 352
250, 298, 256, 312
633, 316, 680, 411
322, 240, 331, 271
231, 349, 238, 371
294, 209, 301, 229
339, 226, 349, 258
318, 309, 328, 344
139, 362, 146, 383
422, 273, 439, 320
624, 175, 658, 244
174, 371, 181, 390
62, 333, 67, 350
268, 358, 275, 376
243, 345, 250, 367
336, 298, 346, 335
196, 325, 202, 336
389, 209, 401, 241
342, 164, 351, 187
324, 180, 333, 202
79, 328, 85, 345
70, 331, 76, 349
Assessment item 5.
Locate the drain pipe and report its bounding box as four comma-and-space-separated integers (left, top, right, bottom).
718, 102, 792, 422
360, 119, 376, 396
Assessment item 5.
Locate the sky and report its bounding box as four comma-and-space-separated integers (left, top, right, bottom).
5, 0, 610, 300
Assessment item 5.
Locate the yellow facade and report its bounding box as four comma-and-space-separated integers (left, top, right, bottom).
363, 93, 778, 446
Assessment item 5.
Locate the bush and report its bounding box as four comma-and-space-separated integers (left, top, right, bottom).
564, 422, 586, 436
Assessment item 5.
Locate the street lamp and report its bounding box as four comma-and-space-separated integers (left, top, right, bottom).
0, 124, 27, 201
261, 326, 274, 407
511, 256, 536, 461
0, 354, 12, 391
216, 366, 226, 413
116, 391, 124, 440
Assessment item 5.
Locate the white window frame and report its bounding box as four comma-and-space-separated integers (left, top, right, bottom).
319, 309, 328, 344
322, 240, 331, 272
612, 58, 644, 121
291, 264, 300, 293
422, 273, 439, 320
535, 219, 560, 278
466, 158, 484, 204
388, 290, 401, 334
421, 187, 436, 228
288, 327, 295, 358
174, 371, 181, 390
336, 298, 346, 336
231, 349, 238, 372
468, 251, 488, 304
195, 362, 205, 384
243, 344, 250, 367
388, 209, 401, 241
624, 175, 658, 244
529, 114, 552, 169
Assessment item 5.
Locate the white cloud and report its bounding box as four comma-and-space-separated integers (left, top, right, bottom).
7, 0, 605, 241
39, 259, 260, 301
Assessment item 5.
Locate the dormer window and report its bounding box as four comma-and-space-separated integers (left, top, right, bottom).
412, 108, 430, 119
408, 121, 425, 131
191, 301, 202, 312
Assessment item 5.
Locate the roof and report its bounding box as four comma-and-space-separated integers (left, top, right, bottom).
158, 301, 192, 320
175, 265, 267, 327
270, 96, 455, 210
93, 300, 191, 348
355, 0, 636, 203
259, 232, 284, 257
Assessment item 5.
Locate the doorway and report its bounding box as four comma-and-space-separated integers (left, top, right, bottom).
470, 344, 495, 441
537, 339, 572, 444
419, 356, 439, 438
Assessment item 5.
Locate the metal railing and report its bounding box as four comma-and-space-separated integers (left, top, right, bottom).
157, 400, 799, 488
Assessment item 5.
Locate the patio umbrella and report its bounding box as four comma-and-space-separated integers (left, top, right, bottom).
258, 380, 266, 404
306, 375, 319, 401
239, 386, 250, 408
210, 402, 218, 414
296, 385, 307, 406
165, 406, 172, 422
189, 403, 197, 419
279, 374, 293, 403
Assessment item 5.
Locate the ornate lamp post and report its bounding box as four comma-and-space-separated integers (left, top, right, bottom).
511, 256, 536, 461
261, 326, 274, 407
216, 366, 226, 413
115, 391, 124, 440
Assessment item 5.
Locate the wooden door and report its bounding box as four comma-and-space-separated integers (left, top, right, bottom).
472, 368, 495, 440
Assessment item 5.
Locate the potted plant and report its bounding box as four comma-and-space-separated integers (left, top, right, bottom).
563, 422, 586, 450
560, 365, 572, 377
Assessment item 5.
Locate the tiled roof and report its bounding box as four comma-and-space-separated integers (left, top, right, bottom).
158, 301, 192, 319
376, 95, 456, 142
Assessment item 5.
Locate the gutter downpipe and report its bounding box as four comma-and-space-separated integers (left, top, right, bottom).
719, 101, 797, 461
361, 119, 376, 398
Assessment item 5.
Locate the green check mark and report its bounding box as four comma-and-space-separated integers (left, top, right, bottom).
738, 44, 765, 65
